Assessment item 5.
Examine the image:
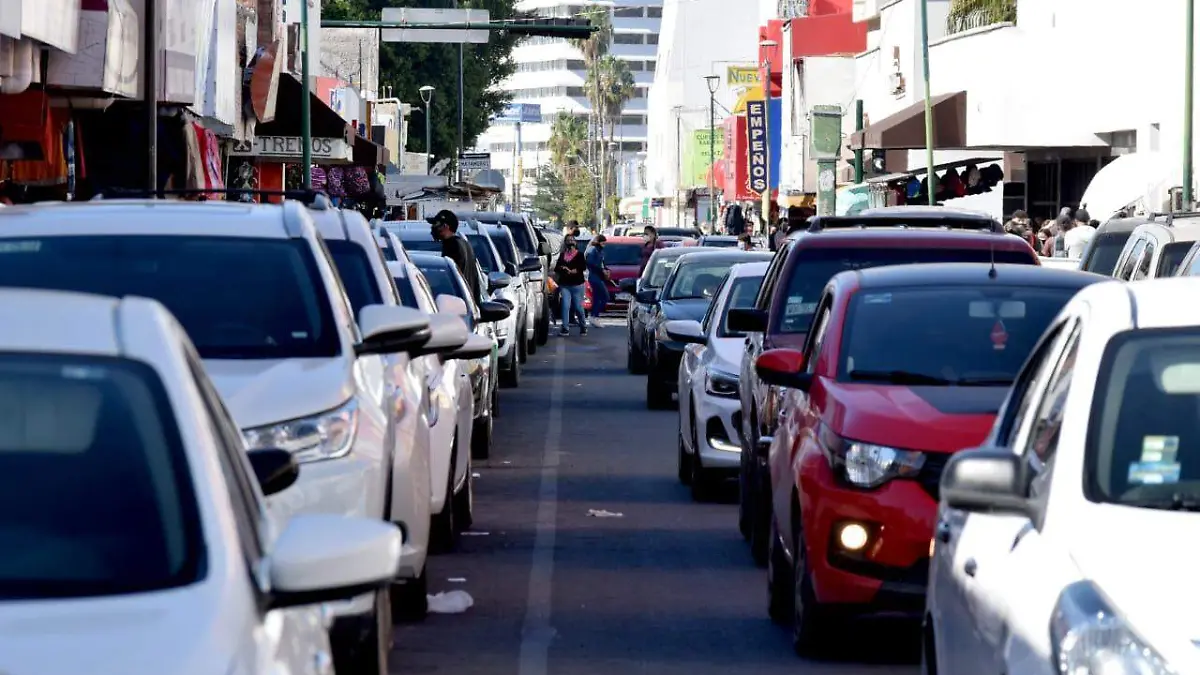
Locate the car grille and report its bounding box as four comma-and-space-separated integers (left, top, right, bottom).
918, 452, 952, 501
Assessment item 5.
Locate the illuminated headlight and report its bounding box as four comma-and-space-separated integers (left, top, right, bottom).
1051, 581, 1176, 675
705, 369, 739, 398
243, 399, 359, 464
819, 428, 926, 488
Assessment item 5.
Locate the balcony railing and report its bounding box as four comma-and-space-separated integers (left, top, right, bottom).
946, 0, 1015, 34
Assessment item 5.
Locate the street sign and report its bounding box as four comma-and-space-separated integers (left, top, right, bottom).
381, 8, 490, 44
459, 152, 492, 174
745, 100, 769, 196
495, 103, 542, 124
726, 65, 761, 88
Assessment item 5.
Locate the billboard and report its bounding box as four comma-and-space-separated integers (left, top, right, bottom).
683, 128, 725, 187
495, 103, 542, 124
726, 65, 761, 88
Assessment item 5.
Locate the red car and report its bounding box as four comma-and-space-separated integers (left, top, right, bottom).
753, 262, 1104, 654
587, 235, 645, 314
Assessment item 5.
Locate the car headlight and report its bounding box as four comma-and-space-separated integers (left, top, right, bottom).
820, 426, 925, 488
705, 368, 739, 398
655, 320, 670, 341
1051, 581, 1176, 675
243, 399, 359, 464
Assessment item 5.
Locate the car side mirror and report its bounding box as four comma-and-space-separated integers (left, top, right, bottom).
665, 319, 706, 344
520, 256, 542, 273
754, 349, 812, 391
488, 271, 513, 291
941, 448, 1029, 515
479, 300, 511, 323
248, 448, 299, 496
408, 312, 470, 357
444, 333, 493, 361
619, 278, 638, 294
538, 241, 551, 256
528, 269, 545, 283
504, 262, 519, 276
355, 305, 432, 356
436, 294, 469, 317
727, 307, 768, 333
267, 514, 402, 609
635, 289, 658, 304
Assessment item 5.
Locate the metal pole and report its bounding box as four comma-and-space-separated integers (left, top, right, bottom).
425, 98, 432, 175
1186, 0, 1195, 207
454, 0, 464, 183
709, 95, 716, 226
761, 57, 771, 231
676, 109, 682, 228
301, 0, 312, 189
144, 0, 157, 192
919, 0, 935, 205
854, 99, 864, 183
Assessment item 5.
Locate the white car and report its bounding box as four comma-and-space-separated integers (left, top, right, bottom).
667, 261, 769, 501
0, 197, 464, 670
925, 277, 1200, 675
0, 288, 402, 675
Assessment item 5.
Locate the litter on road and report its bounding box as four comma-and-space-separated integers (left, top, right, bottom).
461, 531, 490, 536
448, 577, 467, 583
428, 591, 474, 614
587, 509, 624, 518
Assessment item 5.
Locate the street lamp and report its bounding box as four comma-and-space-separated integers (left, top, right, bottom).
759, 40, 777, 231
705, 75, 720, 228
419, 85, 435, 175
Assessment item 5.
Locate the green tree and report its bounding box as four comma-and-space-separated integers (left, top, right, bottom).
587, 55, 635, 213
323, 0, 525, 165
947, 0, 1015, 33
570, 7, 612, 160
563, 167, 597, 227
531, 169, 566, 222
548, 111, 587, 173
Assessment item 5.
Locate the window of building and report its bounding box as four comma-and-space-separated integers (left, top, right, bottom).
613, 33, 643, 44
647, 6, 662, 17
647, 33, 659, 44
614, 6, 644, 17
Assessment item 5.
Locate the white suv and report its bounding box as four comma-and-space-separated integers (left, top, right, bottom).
0, 198, 465, 673
0, 288, 403, 675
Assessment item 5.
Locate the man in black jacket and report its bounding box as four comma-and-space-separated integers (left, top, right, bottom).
428, 210, 482, 302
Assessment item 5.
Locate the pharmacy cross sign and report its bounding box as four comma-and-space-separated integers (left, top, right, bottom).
745, 99, 769, 196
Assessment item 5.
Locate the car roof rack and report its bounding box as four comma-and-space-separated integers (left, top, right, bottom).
807, 214, 1003, 234
1149, 211, 1200, 226
90, 188, 330, 209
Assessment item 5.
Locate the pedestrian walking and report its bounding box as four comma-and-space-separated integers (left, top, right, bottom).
585, 234, 611, 322
428, 210, 482, 301
1064, 208, 1097, 258
554, 235, 588, 336
639, 225, 667, 274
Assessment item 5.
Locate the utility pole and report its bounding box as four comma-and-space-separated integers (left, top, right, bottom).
854, 100, 864, 183
144, 0, 157, 191
301, 0, 312, 188
1185, 0, 1195, 208
919, 0, 935, 205
674, 106, 682, 228
453, 0, 464, 183
705, 76, 720, 227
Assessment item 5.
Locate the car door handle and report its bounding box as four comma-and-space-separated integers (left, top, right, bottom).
935, 519, 952, 544
964, 558, 978, 578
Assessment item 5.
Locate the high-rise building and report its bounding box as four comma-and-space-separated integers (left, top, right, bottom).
476, 0, 663, 208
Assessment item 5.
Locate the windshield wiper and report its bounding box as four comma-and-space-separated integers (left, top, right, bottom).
954, 376, 1014, 386
1132, 493, 1200, 512
846, 370, 953, 385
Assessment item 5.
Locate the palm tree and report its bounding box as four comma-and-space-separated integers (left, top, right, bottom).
587, 56, 636, 199
549, 112, 587, 173
570, 7, 612, 163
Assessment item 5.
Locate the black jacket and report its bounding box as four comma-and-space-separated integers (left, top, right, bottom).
555, 251, 587, 286
443, 235, 482, 301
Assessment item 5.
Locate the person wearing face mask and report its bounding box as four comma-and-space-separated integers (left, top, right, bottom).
554, 235, 589, 336
585, 234, 611, 321
639, 225, 666, 274
428, 209, 482, 302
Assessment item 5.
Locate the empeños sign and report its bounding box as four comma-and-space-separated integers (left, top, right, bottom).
228, 136, 354, 163
745, 100, 769, 196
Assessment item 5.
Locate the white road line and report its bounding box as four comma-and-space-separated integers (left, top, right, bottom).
517, 337, 565, 675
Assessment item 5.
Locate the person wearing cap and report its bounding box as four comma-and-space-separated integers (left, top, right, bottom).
428, 210, 482, 301
585, 234, 611, 320
1064, 207, 1097, 259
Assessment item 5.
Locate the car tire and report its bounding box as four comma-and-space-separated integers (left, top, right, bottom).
536, 298, 550, 345
430, 444, 459, 554
689, 414, 715, 502
646, 377, 672, 410
517, 322, 529, 364
792, 507, 834, 657
738, 431, 752, 541
627, 343, 648, 375
749, 464, 770, 567
331, 588, 392, 675
453, 463, 474, 532
391, 569, 428, 622
677, 430, 691, 485
501, 350, 520, 388
921, 616, 939, 675
471, 413, 491, 460
767, 517, 794, 624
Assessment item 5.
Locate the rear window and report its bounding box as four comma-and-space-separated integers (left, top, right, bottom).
327, 240, 384, 316
415, 260, 466, 301
1158, 242, 1193, 277
488, 233, 518, 266
397, 236, 443, 254
600, 243, 642, 266
776, 246, 1037, 334
839, 285, 1081, 385
0, 353, 203, 599
475, 216, 535, 255
1082, 231, 1133, 275
703, 238, 739, 248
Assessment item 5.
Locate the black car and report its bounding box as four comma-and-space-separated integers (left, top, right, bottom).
621, 247, 695, 373
634, 250, 772, 408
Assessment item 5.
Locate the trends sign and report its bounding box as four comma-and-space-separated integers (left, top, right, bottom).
229, 136, 355, 163
745, 99, 769, 196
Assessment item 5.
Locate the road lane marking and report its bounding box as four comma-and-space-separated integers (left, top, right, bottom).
518, 337, 564, 675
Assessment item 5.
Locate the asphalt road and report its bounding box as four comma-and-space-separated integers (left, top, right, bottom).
392, 321, 922, 675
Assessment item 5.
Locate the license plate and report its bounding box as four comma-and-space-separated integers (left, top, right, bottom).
616, 293, 633, 301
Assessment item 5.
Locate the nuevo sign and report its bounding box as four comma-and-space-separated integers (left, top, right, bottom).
229, 136, 354, 163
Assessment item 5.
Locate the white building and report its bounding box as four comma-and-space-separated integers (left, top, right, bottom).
644, 0, 759, 220
477, 0, 663, 205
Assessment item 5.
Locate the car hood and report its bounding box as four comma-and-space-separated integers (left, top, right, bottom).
824, 381, 1004, 452
205, 357, 354, 429
660, 299, 709, 323
0, 588, 240, 675
711, 337, 745, 373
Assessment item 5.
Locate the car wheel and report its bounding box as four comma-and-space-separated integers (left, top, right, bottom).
390, 569, 428, 622
767, 517, 794, 624
430, 443, 459, 554
749, 463, 770, 567
792, 507, 833, 657
500, 350, 520, 388
921, 616, 939, 675
471, 413, 492, 460
332, 588, 393, 675
646, 376, 672, 410
738, 427, 752, 541
629, 343, 648, 375
677, 429, 691, 485
453, 462, 474, 532
689, 412, 715, 502
528, 323, 538, 355
517, 322, 529, 364
536, 299, 550, 345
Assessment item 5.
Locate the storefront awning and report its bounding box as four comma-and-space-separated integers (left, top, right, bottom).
354, 134, 388, 167
256, 73, 353, 143
849, 91, 967, 150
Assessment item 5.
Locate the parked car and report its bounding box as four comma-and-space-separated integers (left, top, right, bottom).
0, 288, 404, 675
925, 276, 1200, 675
622, 247, 696, 374
753, 262, 1104, 654
1109, 215, 1200, 281
635, 250, 772, 409
667, 261, 768, 500
1076, 214, 1144, 275
460, 211, 552, 346
728, 206, 1041, 566
655, 227, 704, 245
698, 234, 741, 248
0, 197, 462, 659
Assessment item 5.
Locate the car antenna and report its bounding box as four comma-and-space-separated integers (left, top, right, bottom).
988, 239, 998, 278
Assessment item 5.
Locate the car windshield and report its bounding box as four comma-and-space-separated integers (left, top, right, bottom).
0, 236, 340, 360
646, 256, 682, 288
718, 276, 765, 337
1081, 231, 1133, 275
488, 233, 518, 266
601, 243, 642, 266
392, 272, 420, 309
327, 240, 384, 316
1088, 331, 1200, 509
1158, 242, 1193, 277
665, 259, 744, 300
838, 285, 1079, 385
0, 353, 203, 600
778, 247, 1037, 334
467, 236, 500, 273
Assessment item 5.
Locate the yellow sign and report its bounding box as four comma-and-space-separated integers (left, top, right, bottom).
732, 84, 766, 114
726, 65, 762, 88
